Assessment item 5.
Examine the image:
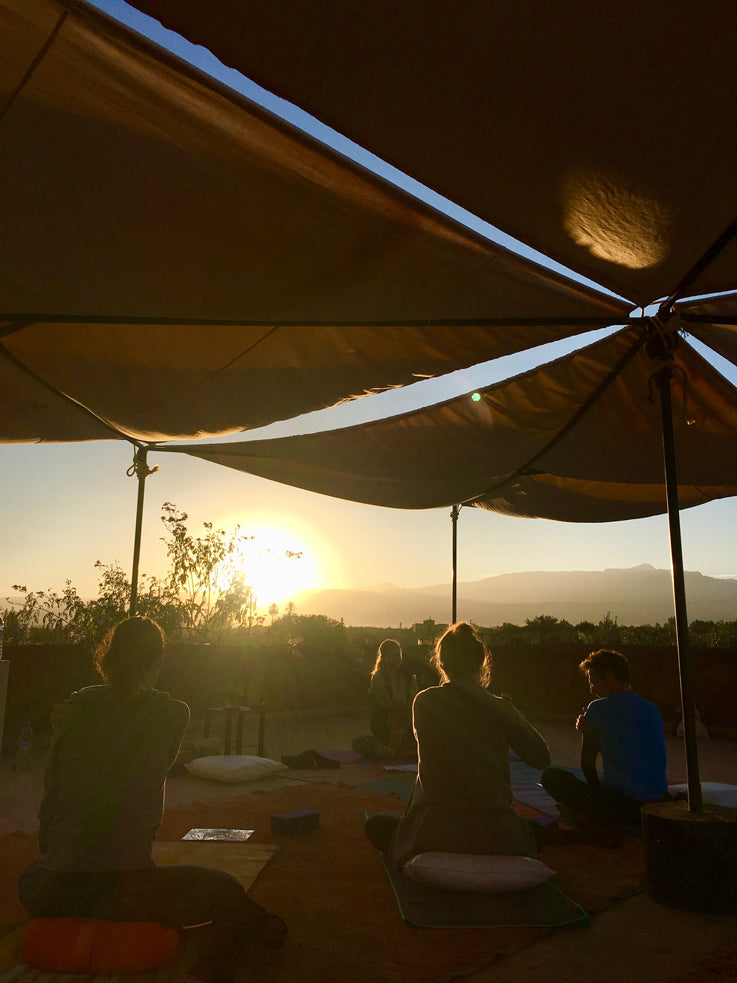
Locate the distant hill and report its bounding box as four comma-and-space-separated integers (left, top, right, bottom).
291, 564, 737, 627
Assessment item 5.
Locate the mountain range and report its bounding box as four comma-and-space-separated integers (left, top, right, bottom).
291, 564, 737, 627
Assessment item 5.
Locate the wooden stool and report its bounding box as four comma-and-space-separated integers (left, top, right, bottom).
202, 702, 265, 756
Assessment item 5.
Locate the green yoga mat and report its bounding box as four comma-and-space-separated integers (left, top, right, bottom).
365, 811, 588, 929
381, 858, 589, 929
360, 775, 415, 798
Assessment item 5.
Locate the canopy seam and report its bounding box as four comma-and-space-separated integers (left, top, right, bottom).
0, 10, 67, 125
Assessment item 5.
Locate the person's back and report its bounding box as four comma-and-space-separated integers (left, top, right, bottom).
379, 623, 550, 866
41, 684, 188, 871
585, 688, 667, 801
411, 678, 548, 813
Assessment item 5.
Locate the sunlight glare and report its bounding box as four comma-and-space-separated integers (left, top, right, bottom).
224, 517, 324, 608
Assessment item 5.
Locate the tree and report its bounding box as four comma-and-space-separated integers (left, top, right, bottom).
268, 602, 280, 625
160, 502, 254, 641
1, 561, 180, 646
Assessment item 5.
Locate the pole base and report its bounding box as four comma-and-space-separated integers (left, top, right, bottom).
642, 799, 737, 913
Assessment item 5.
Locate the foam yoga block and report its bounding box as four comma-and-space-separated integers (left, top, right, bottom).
270, 809, 320, 834
20, 918, 180, 973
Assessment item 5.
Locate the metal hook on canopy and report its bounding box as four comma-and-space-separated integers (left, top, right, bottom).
126, 444, 159, 616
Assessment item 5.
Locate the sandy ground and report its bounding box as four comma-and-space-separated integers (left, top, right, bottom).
2, 706, 736, 982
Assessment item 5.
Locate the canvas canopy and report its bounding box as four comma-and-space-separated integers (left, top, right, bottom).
171, 323, 737, 521
4, 0, 734, 810
132, 0, 737, 307
0, 0, 625, 444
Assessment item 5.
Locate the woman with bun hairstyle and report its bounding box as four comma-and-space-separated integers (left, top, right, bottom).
18, 617, 285, 980
366, 622, 551, 865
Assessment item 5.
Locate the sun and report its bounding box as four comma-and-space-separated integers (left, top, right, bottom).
227, 518, 323, 608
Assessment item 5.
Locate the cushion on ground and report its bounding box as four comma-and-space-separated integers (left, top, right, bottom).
402, 852, 556, 893
186, 755, 287, 782
20, 918, 180, 973
668, 782, 737, 808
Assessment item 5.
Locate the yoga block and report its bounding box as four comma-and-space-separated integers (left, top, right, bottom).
270, 809, 319, 834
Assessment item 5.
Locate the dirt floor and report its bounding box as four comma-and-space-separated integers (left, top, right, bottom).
2, 706, 736, 982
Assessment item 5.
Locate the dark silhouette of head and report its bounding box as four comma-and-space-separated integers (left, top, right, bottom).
432, 622, 491, 687
95, 616, 165, 695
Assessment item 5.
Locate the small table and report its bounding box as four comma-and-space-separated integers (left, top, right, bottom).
202, 702, 265, 756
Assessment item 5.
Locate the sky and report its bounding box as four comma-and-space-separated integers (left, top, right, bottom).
2, 1, 737, 615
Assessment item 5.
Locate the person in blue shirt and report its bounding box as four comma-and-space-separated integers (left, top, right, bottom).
541, 649, 668, 830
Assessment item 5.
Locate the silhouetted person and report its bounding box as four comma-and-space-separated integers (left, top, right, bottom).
18, 617, 286, 982
541, 649, 667, 832
352, 638, 418, 759
366, 622, 551, 862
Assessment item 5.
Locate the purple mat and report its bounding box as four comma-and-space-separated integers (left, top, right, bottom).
320, 749, 365, 763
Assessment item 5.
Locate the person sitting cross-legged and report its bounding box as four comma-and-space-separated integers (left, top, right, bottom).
541, 649, 668, 838
18, 617, 286, 983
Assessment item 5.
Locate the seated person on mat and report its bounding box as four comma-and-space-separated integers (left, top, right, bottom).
541, 649, 667, 830
18, 617, 286, 983
365, 622, 551, 863
352, 638, 418, 760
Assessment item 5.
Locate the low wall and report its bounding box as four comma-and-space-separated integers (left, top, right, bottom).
2, 640, 735, 751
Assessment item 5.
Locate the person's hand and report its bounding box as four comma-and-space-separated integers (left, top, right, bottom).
575, 710, 590, 733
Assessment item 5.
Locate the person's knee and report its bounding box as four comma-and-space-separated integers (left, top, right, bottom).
364, 814, 399, 853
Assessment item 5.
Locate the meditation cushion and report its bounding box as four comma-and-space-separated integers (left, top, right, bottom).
402, 852, 555, 892
20, 918, 180, 973
668, 782, 737, 809
186, 755, 288, 783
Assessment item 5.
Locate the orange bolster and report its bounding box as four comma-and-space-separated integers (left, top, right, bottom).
21, 918, 180, 973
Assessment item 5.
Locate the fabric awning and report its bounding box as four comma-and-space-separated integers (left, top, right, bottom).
170, 325, 737, 521
0, 0, 625, 443
131, 0, 737, 307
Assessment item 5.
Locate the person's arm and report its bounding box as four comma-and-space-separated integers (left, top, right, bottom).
163, 701, 190, 769
580, 729, 601, 786
370, 673, 393, 711
504, 700, 551, 770
38, 725, 65, 855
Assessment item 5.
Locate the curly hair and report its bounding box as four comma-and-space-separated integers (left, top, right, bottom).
579, 648, 630, 683
94, 617, 164, 693
431, 622, 491, 687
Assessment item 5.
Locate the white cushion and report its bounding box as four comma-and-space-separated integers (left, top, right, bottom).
402, 852, 555, 893
186, 755, 288, 783
668, 782, 737, 809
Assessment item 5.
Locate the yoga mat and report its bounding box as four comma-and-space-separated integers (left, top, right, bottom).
513, 784, 560, 817
151, 840, 280, 891
0, 844, 282, 983
509, 760, 544, 785
381, 858, 589, 929
510, 765, 586, 817
320, 749, 364, 763
359, 775, 415, 798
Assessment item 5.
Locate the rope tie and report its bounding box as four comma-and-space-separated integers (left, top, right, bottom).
126, 446, 159, 479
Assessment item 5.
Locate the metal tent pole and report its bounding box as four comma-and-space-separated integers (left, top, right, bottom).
652, 365, 703, 813
127, 445, 158, 616
450, 504, 460, 623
